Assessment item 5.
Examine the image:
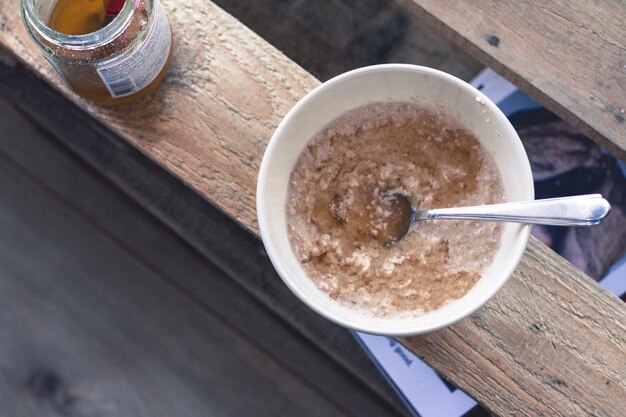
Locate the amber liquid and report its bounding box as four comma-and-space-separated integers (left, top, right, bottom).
47, 0, 172, 104
49, 0, 106, 35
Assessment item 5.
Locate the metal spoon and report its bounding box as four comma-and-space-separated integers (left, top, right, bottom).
383, 194, 611, 246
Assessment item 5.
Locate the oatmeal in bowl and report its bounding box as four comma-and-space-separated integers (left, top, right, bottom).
287, 102, 505, 317
257, 64, 533, 335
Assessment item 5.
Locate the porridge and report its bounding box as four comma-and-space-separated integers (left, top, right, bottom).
286, 102, 505, 317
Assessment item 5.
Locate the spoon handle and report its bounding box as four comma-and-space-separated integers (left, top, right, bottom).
420, 194, 611, 226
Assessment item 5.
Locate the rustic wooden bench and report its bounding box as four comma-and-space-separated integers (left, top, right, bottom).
0, 0, 624, 415
402, 0, 626, 160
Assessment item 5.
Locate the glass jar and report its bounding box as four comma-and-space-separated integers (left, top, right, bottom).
21, 0, 173, 104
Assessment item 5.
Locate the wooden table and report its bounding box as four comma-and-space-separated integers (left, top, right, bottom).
0, 1, 624, 415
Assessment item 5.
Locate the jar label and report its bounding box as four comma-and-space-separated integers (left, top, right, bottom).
96, 0, 171, 98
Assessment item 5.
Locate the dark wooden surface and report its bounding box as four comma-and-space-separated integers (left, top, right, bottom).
0, 96, 409, 417
401, 0, 626, 159
212, 0, 482, 82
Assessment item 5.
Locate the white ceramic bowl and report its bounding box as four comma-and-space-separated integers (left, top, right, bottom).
257, 64, 533, 336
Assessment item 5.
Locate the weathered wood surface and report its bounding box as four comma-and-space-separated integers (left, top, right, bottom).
1, 0, 624, 415
212, 0, 482, 81
0, 98, 407, 417
3, 0, 316, 232
0, 64, 415, 417
401, 240, 626, 416
400, 0, 626, 159
0, 145, 354, 417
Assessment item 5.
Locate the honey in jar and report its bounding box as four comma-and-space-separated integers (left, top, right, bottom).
21, 0, 173, 104
48, 0, 106, 35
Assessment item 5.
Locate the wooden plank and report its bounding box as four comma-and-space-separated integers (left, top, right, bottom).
401, 240, 626, 416
1, 1, 625, 415
0, 70, 411, 417
211, 0, 482, 81
0, 98, 409, 417
1, 0, 314, 234
0, 153, 355, 417
398, 0, 626, 159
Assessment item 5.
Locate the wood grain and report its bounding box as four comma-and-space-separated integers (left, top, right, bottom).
401, 239, 626, 416
0, 151, 356, 417
211, 0, 482, 81
1, 0, 625, 415
0, 96, 410, 417
1, 0, 317, 233
399, 0, 626, 159
0, 63, 418, 417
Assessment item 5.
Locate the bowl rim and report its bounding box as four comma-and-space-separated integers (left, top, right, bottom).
257, 63, 533, 336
